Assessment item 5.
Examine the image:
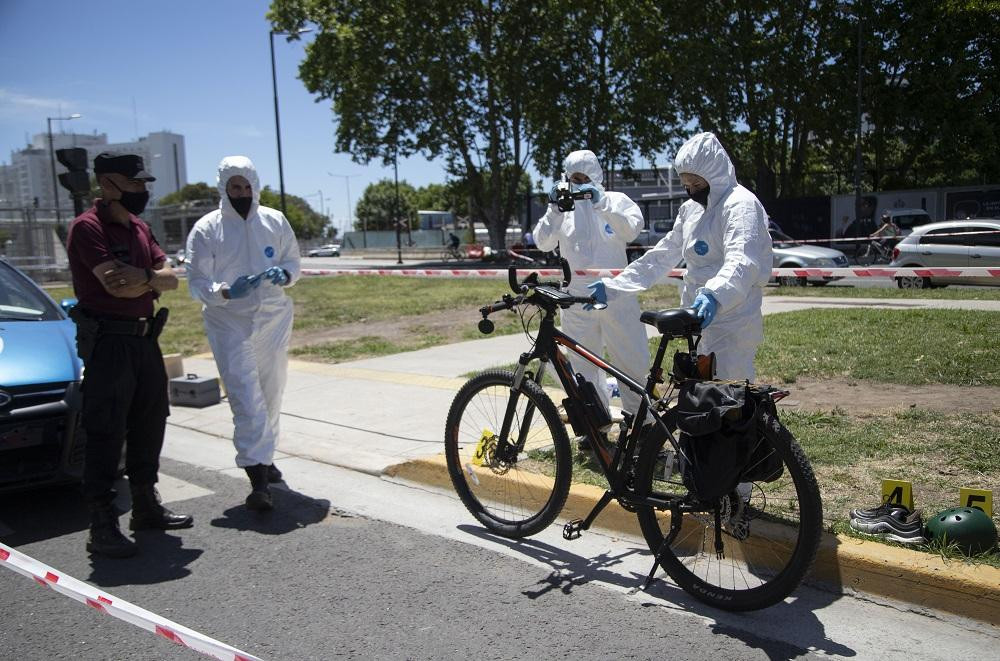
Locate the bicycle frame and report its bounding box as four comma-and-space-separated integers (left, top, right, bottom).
496, 300, 700, 518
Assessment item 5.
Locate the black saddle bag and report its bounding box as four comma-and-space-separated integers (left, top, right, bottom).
675, 381, 783, 502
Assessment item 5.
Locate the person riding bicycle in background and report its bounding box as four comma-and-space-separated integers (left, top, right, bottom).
869, 211, 900, 244
588, 132, 772, 381
448, 231, 461, 251
532, 149, 650, 432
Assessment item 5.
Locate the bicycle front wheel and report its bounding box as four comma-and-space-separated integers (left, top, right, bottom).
445, 370, 572, 538
633, 410, 823, 611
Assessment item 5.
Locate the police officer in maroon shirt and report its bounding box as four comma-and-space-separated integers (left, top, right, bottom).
66, 152, 192, 558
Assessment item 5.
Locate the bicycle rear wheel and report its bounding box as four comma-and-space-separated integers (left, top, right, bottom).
633, 409, 823, 611
445, 370, 572, 538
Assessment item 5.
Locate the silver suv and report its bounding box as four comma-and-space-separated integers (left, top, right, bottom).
889, 220, 1000, 288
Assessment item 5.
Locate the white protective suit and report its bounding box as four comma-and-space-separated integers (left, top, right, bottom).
186, 156, 301, 468
603, 133, 772, 380
533, 150, 650, 415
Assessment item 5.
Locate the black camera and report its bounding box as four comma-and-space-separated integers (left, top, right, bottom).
554, 180, 594, 212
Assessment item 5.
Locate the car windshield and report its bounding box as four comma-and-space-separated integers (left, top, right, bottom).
0, 262, 61, 321
769, 230, 800, 248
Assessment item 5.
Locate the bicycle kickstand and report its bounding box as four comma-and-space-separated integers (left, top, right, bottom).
639, 534, 672, 592
563, 490, 614, 540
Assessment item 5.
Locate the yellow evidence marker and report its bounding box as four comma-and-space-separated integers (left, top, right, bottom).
881, 479, 914, 511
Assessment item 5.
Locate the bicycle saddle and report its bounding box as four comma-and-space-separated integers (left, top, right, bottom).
639, 307, 702, 336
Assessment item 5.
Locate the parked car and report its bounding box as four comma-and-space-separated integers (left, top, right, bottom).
0, 259, 85, 493
884, 208, 934, 236
627, 219, 674, 262
307, 244, 341, 257
889, 219, 1000, 289
770, 227, 850, 286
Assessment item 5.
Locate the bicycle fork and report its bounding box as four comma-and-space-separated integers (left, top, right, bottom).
493, 353, 547, 463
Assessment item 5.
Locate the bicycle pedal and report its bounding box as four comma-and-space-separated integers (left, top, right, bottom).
563, 519, 586, 540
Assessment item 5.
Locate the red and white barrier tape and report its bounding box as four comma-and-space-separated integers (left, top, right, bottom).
630, 228, 1000, 247
0, 542, 262, 661
300, 267, 1000, 279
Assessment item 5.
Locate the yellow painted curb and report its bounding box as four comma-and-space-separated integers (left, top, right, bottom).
384, 454, 1000, 624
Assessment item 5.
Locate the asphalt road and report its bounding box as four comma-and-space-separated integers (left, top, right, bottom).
3, 443, 999, 660
0, 458, 804, 661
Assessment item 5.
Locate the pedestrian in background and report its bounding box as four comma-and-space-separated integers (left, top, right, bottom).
66, 152, 193, 559
186, 156, 300, 511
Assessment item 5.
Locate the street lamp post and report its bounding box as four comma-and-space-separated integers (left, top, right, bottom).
393, 149, 403, 265
46, 113, 81, 224
329, 172, 360, 246
269, 27, 312, 215
853, 9, 863, 228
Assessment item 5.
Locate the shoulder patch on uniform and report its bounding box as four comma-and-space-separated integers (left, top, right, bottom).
693, 240, 709, 255
264, 246, 275, 258
604, 223, 614, 235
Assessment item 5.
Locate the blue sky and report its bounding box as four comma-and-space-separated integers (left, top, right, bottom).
0, 0, 456, 235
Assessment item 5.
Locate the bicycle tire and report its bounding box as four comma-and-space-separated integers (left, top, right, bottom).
445, 370, 572, 538
633, 409, 823, 611
441, 250, 452, 262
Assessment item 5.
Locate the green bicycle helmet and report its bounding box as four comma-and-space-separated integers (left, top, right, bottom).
925, 507, 998, 556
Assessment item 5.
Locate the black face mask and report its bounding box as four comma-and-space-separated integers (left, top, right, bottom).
228, 195, 253, 218
108, 180, 150, 216
686, 185, 710, 206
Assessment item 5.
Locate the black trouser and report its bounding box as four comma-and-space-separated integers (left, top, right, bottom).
81, 332, 169, 508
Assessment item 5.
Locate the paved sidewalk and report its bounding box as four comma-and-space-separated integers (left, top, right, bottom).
165, 295, 1000, 624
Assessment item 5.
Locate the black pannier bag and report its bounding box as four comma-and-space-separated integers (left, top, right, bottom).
675, 381, 783, 502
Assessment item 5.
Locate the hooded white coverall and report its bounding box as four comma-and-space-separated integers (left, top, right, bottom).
603, 133, 772, 380
186, 156, 301, 468
533, 150, 650, 416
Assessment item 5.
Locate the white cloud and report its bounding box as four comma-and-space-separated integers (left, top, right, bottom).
0, 88, 77, 116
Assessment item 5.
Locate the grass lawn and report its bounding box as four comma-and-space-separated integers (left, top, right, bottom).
757, 308, 1000, 386
767, 285, 1000, 300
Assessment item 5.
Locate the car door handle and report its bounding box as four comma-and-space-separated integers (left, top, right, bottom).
920, 251, 932, 255
971, 253, 982, 259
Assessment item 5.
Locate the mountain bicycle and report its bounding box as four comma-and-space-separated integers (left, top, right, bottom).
444, 267, 823, 611
855, 238, 894, 265
441, 245, 466, 262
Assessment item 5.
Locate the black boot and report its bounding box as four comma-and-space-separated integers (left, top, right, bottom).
129, 484, 194, 531
87, 506, 138, 558
244, 465, 273, 511
267, 463, 283, 483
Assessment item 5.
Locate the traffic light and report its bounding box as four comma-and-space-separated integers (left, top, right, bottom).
55, 147, 89, 215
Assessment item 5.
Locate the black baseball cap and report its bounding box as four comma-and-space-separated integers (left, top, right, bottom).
93, 152, 156, 181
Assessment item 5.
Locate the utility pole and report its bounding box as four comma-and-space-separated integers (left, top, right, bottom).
393, 149, 402, 265
269, 27, 312, 214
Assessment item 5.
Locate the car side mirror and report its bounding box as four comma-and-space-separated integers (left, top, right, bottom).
60, 298, 78, 314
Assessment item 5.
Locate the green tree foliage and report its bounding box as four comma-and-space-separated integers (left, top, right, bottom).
270, 0, 998, 224
157, 182, 220, 206
258, 186, 327, 239
354, 179, 418, 231
267, 0, 676, 248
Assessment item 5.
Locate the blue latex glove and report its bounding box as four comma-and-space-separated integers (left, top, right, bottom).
576, 183, 602, 206
263, 266, 289, 286
228, 274, 261, 299
691, 291, 718, 329
548, 184, 561, 203
584, 281, 608, 311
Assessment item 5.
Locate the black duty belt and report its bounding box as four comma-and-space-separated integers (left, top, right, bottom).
97, 316, 155, 337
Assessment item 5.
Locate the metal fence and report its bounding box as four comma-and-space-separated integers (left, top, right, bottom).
0, 207, 69, 282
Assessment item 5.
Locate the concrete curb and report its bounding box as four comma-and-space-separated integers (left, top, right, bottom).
384, 454, 1000, 625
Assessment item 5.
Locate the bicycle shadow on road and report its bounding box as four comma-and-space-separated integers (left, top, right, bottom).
209, 484, 331, 536
458, 523, 856, 660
